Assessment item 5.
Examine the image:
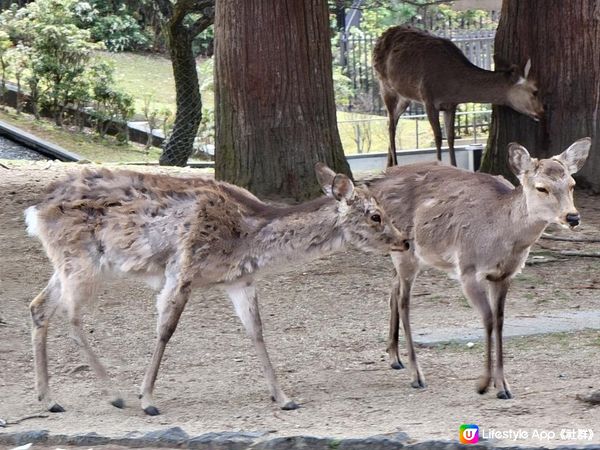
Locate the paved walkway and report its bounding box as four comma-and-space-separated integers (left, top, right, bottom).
414, 309, 600, 345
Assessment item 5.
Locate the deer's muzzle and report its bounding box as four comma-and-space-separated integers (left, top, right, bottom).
566, 213, 580, 228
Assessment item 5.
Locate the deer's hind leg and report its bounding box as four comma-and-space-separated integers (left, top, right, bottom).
62, 272, 124, 409
382, 88, 410, 167
388, 252, 424, 388
225, 282, 297, 410
443, 106, 457, 166
30, 272, 63, 412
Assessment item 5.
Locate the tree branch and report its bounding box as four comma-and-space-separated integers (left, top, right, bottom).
541, 233, 600, 243
190, 14, 214, 38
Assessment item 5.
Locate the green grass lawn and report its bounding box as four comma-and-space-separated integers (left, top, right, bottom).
98, 51, 435, 155
0, 109, 161, 163
98, 51, 214, 117
2, 51, 481, 162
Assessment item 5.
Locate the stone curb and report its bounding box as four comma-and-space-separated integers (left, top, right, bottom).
1, 428, 599, 450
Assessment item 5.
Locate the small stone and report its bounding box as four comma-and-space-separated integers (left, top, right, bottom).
466, 342, 475, 348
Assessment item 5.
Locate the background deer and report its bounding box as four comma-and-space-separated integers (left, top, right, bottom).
25, 164, 407, 416
368, 138, 590, 398
373, 26, 544, 167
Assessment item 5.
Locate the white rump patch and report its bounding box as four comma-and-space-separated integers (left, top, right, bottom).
24, 206, 40, 237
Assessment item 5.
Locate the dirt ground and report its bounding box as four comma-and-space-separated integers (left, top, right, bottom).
0, 161, 599, 448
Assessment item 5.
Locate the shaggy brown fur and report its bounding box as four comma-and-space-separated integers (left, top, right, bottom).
26, 165, 406, 415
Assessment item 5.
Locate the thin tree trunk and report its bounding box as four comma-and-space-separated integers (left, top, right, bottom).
158, 11, 202, 166
482, 0, 600, 189
214, 0, 351, 200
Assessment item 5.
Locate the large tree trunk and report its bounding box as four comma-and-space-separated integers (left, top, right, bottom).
214, 0, 351, 200
481, 0, 600, 189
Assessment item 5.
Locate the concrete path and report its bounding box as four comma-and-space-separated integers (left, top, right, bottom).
414, 309, 600, 346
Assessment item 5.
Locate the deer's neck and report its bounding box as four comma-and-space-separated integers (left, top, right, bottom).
238, 198, 348, 276
451, 68, 512, 105
502, 186, 548, 247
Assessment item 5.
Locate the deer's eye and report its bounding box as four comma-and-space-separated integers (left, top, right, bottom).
533, 90, 539, 96
536, 187, 548, 194
370, 214, 381, 223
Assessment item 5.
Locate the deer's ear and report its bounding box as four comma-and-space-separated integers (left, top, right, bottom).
508, 143, 535, 178
331, 174, 355, 202
506, 64, 523, 84
555, 138, 591, 174
523, 58, 532, 79
315, 162, 337, 196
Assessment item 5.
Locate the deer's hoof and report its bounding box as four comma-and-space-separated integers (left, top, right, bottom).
48, 403, 65, 413
476, 376, 491, 395
143, 406, 160, 416
411, 379, 426, 389
281, 400, 300, 410
111, 398, 125, 409
497, 390, 513, 400
391, 361, 405, 370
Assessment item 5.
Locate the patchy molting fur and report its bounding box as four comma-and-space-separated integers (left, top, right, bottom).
25, 165, 406, 415
366, 138, 590, 399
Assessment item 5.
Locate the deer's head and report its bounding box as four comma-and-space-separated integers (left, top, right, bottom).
508, 138, 591, 228
503, 59, 544, 121
315, 163, 408, 253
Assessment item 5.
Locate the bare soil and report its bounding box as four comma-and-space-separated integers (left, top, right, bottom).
1, 161, 599, 448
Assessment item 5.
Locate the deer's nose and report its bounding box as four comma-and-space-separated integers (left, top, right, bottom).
391, 239, 410, 252
566, 213, 580, 227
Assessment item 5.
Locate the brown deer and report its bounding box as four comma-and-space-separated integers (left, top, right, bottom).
373, 26, 544, 167
368, 138, 590, 398
25, 164, 407, 416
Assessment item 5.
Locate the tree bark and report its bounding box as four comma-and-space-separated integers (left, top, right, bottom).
214, 0, 351, 200
481, 0, 600, 189
158, 1, 213, 167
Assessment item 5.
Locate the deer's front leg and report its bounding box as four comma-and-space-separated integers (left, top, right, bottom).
460, 271, 493, 396
140, 275, 192, 416
225, 282, 298, 410
387, 276, 404, 370
489, 279, 512, 399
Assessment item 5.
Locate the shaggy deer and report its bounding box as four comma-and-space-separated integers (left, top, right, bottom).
373, 26, 544, 167
25, 164, 407, 415
368, 138, 590, 398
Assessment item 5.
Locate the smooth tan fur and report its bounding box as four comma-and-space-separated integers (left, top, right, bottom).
368, 138, 590, 398
26, 165, 407, 415
373, 25, 544, 166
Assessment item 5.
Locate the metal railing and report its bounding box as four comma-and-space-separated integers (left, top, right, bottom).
337, 109, 491, 155
338, 28, 496, 115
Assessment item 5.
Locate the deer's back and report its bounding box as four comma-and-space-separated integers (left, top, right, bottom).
370, 163, 518, 271
373, 26, 478, 99
30, 169, 258, 279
